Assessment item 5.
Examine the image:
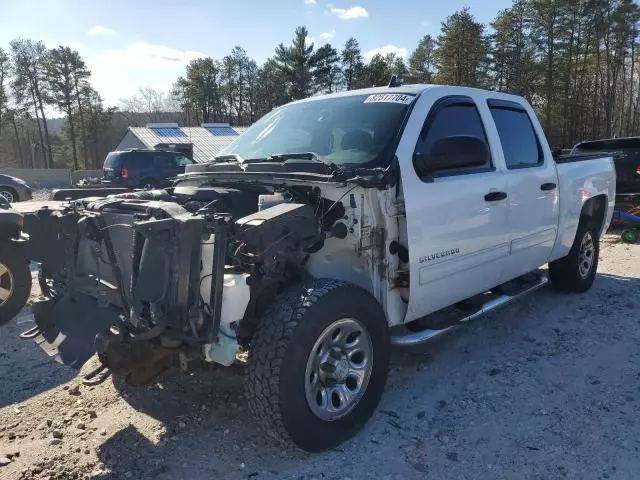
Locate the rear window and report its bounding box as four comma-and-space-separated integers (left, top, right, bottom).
489, 107, 543, 168
104, 152, 121, 168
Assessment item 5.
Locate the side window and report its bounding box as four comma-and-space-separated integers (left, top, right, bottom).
176, 155, 194, 166
415, 99, 491, 179
489, 105, 542, 169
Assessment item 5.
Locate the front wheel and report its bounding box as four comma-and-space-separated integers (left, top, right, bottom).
246, 279, 390, 452
0, 241, 31, 326
0, 188, 17, 204
549, 219, 599, 293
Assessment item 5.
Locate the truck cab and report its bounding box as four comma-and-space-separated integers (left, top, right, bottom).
392, 86, 614, 323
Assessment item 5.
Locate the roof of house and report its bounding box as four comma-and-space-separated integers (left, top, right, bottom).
126, 123, 247, 163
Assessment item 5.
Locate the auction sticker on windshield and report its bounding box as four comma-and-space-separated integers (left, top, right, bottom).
364, 93, 415, 104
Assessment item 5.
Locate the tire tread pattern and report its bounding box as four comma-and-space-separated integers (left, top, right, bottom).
246, 278, 347, 445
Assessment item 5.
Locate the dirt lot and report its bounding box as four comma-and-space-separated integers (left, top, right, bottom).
1, 233, 639, 480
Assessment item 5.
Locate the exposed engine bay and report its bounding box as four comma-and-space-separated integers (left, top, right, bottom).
20, 179, 396, 386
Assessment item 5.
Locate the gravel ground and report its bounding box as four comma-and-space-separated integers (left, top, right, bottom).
31, 189, 53, 202
0, 233, 638, 480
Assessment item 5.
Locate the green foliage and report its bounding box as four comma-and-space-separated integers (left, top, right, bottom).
436, 8, 489, 87
408, 35, 437, 84
341, 38, 365, 90
4, 3, 640, 170
43, 46, 89, 169
314, 44, 342, 93
0, 48, 10, 138
274, 26, 317, 100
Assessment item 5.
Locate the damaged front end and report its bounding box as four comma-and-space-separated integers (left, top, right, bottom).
19, 186, 323, 386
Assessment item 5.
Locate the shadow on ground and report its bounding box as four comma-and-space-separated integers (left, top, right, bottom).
92, 271, 640, 479
0, 312, 76, 408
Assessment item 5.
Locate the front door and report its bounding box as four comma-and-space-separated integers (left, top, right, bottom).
486, 100, 559, 281
400, 95, 511, 321
154, 152, 181, 184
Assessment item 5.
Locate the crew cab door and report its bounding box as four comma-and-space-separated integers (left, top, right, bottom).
486, 100, 559, 280
399, 94, 511, 321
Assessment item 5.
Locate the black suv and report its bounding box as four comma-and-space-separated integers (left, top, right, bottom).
103, 149, 195, 189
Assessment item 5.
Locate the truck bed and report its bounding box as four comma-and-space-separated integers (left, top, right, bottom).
555, 153, 613, 163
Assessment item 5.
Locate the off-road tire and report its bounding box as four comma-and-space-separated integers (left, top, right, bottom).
0, 241, 31, 326
246, 278, 390, 452
549, 218, 599, 293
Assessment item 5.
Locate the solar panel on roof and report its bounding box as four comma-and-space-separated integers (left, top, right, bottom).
206, 126, 239, 136
152, 127, 187, 137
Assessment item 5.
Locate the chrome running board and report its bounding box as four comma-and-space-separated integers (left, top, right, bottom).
391, 275, 549, 347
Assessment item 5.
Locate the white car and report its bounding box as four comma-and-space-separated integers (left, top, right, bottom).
12, 84, 615, 452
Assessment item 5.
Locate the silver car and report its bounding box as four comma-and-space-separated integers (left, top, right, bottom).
0, 174, 33, 203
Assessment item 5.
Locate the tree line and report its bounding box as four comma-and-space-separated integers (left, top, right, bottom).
1, 0, 639, 170
0, 40, 114, 170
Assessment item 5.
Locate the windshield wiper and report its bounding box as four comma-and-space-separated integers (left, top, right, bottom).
212, 153, 245, 163
266, 152, 338, 170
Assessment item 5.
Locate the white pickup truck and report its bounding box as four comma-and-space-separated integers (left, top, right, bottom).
9, 85, 615, 452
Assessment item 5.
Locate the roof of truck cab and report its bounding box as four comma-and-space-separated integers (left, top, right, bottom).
289, 84, 527, 104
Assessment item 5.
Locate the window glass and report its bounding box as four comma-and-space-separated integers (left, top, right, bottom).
220, 93, 415, 167
176, 155, 194, 166
490, 107, 542, 168
415, 102, 491, 174
104, 153, 120, 168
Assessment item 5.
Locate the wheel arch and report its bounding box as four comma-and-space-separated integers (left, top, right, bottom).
580, 194, 607, 236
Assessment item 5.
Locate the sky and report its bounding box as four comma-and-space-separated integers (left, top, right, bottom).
0, 0, 511, 108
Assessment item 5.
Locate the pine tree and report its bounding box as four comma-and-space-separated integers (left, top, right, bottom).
408, 35, 437, 83
274, 26, 317, 100
313, 44, 341, 93
341, 38, 364, 90
10, 39, 53, 167
435, 8, 488, 87
0, 48, 10, 138
44, 46, 88, 170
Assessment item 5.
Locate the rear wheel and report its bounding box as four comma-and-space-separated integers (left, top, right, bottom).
139, 179, 158, 190
549, 218, 599, 293
0, 241, 31, 326
246, 279, 390, 452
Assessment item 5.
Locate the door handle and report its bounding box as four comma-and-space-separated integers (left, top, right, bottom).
540, 182, 557, 191
484, 191, 507, 202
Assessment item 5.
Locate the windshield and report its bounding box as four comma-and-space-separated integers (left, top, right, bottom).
219, 93, 416, 167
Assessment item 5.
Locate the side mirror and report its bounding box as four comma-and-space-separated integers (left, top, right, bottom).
414, 135, 490, 177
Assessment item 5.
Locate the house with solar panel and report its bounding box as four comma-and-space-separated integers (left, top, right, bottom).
115, 123, 247, 163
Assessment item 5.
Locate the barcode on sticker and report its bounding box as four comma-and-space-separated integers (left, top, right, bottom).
364, 94, 415, 105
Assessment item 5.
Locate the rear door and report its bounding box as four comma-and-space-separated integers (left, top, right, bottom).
400, 94, 511, 320
486, 99, 559, 280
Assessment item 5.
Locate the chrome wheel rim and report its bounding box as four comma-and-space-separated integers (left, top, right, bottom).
578, 232, 595, 279
0, 262, 14, 307
0, 190, 14, 203
304, 318, 373, 421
